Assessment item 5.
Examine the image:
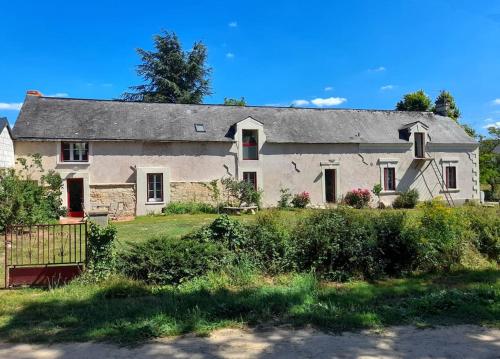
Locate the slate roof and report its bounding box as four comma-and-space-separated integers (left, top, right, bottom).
12, 95, 477, 145
0, 117, 12, 137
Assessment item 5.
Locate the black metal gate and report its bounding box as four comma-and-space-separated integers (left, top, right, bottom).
3, 222, 87, 287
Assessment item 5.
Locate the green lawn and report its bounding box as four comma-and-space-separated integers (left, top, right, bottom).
114, 210, 309, 244
0, 269, 498, 344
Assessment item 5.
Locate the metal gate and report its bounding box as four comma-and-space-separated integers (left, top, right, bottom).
3, 222, 87, 288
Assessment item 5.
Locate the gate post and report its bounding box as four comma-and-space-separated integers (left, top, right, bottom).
4, 229, 8, 289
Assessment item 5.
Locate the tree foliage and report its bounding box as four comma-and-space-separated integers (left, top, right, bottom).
434, 90, 461, 121
224, 97, 246, 106
0, 154, 65, 231
396, 90, 433, 112
479, 127, 500, 200
122, 31, 212, 104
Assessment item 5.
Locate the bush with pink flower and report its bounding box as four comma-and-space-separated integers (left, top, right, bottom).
291, 191, 311, 208
343, 188, 371, 208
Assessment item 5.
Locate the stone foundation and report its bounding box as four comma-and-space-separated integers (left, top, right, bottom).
170, 181, 214, 203
90, 184, 136, 216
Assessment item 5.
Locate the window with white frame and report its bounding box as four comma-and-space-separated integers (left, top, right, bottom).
379, 159, 398, 192
445, 165, 457, 189
61, 142, 89, 162
384, 167, 396, 191
147, 173, 164, 202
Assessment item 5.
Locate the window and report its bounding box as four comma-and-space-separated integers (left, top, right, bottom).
243, 171, 257, 190
194, 124, 205, 132
61, 142, 89, 162
147, 173, 163, 202
445, 166, 457, 189
384, 167, 396, 191
242, 130, 258, 160
414, 132, 425, 158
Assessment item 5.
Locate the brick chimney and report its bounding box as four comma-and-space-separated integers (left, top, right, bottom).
26, 90, 43, 97
434, 97, 450, 116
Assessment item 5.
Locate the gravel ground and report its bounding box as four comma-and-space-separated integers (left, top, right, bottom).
0, 325, 499, 359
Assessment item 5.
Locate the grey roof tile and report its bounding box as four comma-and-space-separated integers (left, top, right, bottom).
12, 96, 477, 145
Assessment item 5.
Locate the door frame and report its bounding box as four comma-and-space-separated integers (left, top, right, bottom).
324, 168, 337, 203
67, 178, 84, 217
321, 161, 340, 204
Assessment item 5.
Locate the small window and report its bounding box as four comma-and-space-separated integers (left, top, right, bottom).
445, 166, 457, 189
384, 167, 396, 191
194, 124, 205, 132
147, 173, 164, 202
61, 142, 89, 162
414, 132, 425, 158
242, 130, 258, 160
243, 172, 257, 190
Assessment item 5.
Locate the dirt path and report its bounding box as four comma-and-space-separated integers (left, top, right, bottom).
0, 325, 499, 358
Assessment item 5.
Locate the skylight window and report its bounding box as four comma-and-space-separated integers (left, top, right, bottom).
194, 124, 206, 132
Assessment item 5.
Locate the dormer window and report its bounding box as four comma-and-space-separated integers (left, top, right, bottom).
414, 132, 425, 158
194, 124, 205, 132
61, 142, 89, 162
242, 129, 258, 160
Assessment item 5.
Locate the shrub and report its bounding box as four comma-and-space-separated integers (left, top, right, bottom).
291, 191, 310, 208
393, 189, 419, 209
407, 199, 469, 272
186, 214, 248, 252
0, 156, 65, 231
373, 211, 417, 274
293, 209, 380, 280
162, 201, 216, 214
462, 206, 500, 262
85, 222, 117, 281
221, 177, 262, 207
245, 211, 294, 274
119, 236, 227, 285
343, 188, 371, 209
277, 187, 292, 208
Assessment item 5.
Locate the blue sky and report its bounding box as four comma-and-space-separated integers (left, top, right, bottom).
1, 0, 499, 134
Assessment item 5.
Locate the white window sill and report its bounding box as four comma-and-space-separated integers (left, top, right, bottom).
57, 161, 90, 165
146, 201, 165, 205
441, 189, 460, 193
380, 190, 398, 195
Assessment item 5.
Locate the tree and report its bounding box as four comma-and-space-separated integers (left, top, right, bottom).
434, 90, 461, 121
122, 31, 212, 104
396, 90, 433, 112
224, 97, 246, 106
479, 127, 500, 200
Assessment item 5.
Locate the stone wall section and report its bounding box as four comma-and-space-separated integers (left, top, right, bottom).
170, 181, 214, 203
90, 184, 136, 216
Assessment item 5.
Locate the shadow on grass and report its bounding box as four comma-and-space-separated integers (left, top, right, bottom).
0, 269, 498, 346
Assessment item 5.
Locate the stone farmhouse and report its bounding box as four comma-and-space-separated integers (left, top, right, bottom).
7, 91, 479, 216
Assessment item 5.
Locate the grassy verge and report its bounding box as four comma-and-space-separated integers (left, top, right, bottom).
0, 268, 498, 344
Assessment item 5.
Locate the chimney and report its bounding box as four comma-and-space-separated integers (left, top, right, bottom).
26, 90, 43, 97
435, 98, 450, 116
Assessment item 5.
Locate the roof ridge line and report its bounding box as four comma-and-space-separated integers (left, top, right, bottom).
33, 96, 435, 114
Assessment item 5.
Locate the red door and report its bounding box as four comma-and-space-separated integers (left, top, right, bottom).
67, 178, 84, 217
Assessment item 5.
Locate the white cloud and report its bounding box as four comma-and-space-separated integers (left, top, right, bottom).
291, 99, 310, 106
46, 92, 69, 97
483, 121, 500, 129
324, 86, 333, 91
492, 99, 500, 105
380, 85, 395, 91
311, 97, 347, 107
228, 21, 238, 28
0, 102, 22, 110
226, 52, 235, 59
370, 66, 386, 72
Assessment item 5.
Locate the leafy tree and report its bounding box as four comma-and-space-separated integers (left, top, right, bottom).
462, 124, 477, 138
123, 31, 212, 104
479, 127, 500, 200
224, 97, 246, 106
434, 90, 461, 121
396, 90, 433, 112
